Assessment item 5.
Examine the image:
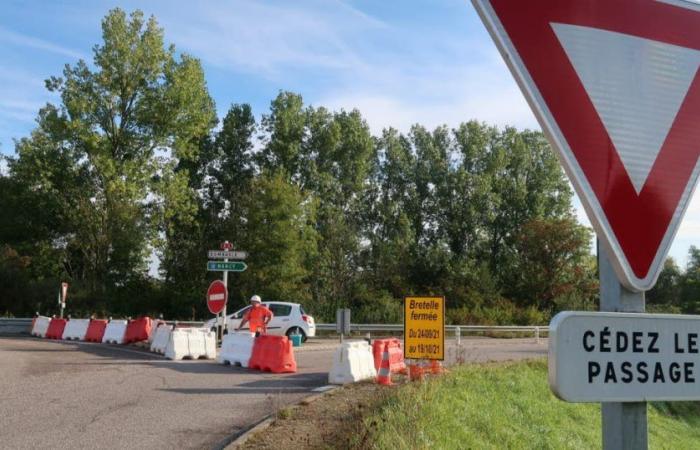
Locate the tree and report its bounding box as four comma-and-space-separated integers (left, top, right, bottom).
508, 218, 597, 312
5, 8, 215, 310
305, 107, 374, 318
647, 257, 682, 311
258, 92, 306, 181
681, 246, 700, 313
237, 172, 317, 306
159, 104, 256, 315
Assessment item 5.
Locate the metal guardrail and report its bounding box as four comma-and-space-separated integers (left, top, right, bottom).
315, 323, 549, 343
165, 320, 205, 327
316, 323, 548, 332
0, 318, 33, 334
0, 318, 548, 342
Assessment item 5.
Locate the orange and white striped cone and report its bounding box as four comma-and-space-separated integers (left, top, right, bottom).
376, 342, 392, 386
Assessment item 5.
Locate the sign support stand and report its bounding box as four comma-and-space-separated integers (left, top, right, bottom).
220, 254, 228, 344
599, 241, 647, 450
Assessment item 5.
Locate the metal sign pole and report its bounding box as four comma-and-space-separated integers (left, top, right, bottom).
221, 255, 228, 342
599, 241, 648, 450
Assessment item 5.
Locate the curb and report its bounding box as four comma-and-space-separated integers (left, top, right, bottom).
221, 385, 341, 449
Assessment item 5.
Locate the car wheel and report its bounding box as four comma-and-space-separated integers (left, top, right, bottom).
286, 327, 307, 342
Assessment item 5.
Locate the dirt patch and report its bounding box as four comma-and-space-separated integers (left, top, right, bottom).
239, 381, 394, 449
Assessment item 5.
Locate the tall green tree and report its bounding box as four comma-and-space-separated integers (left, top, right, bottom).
5, 8, 215, 310
508, 218, 597, 311
159, 104, 256, 314
237, 172, 317, 305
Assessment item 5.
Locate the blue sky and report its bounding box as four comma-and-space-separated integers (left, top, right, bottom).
1, 0, 698, 268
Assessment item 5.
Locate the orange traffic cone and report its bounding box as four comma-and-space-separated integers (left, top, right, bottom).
429, 360, 443, 375
376, 342, 392, 386
408, 362, 424, 382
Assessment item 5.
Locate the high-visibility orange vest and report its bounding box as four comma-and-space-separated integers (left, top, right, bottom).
244, 305, 273, 333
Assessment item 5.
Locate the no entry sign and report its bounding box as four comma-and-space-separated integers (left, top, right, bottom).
472, 0, 700, 291
206, 280, 227, 315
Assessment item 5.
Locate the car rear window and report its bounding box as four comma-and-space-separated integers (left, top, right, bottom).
300, 306, 307, 316
269, 304, 292, 317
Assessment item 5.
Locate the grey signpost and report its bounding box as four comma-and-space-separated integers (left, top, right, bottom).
599, 243, 647, 449
336, 308, 351, 343
471, 1, 700, 448
207, 242, 248, 342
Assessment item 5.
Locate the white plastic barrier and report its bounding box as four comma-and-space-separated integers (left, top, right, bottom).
102, 320, 128, 344
218, 332, 255, 367
165, 328, 216, 360
329, 340, 377, 384
150, 324, 173, 354
148, 320, 166, 344
62, 319, 90, 340
31, 316, 51, 338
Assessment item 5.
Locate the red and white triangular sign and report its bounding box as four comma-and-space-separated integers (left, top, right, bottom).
473, 0, 700, 291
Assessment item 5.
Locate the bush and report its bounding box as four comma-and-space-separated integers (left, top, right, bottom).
446, 299, 549, 326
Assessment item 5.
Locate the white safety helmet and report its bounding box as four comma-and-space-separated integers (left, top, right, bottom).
250, 295, 262, 303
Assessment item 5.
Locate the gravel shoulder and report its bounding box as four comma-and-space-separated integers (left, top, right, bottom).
237, 338, 548, 449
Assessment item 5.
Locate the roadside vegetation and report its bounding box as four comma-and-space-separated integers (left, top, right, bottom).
355, 360, 700, 449
1, 8, 697, 323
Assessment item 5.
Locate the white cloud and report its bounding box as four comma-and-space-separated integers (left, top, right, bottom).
319, 69, 536, 134
159, 0, 384, 78
676, 193, 700, 240
0, 26, 86, 60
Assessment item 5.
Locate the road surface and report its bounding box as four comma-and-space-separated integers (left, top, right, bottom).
0, 336, 546, 449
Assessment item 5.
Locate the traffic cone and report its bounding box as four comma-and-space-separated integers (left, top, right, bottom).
429, 359, 443, 375
376, 342, 392, 386
408, 362, 424, 382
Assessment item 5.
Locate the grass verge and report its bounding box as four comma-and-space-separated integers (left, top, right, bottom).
356, 360, 700, 449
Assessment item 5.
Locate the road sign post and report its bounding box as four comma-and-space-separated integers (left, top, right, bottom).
472, 1, 700, 448
207, 242, 248, 343
336, 308, 351, 343
59, 282, 68, 319
599, 244, 647, 450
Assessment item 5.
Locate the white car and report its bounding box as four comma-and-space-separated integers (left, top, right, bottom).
206, 302, 315, 341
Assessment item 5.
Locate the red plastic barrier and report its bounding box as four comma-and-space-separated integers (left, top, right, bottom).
85, 319, 108, 342
124, 317, 153, 344
249, 335, 297, 373
45, 318, 67, 340
372, 338, 405, 374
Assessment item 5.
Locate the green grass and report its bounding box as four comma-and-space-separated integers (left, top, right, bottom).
357, 360, 700, 449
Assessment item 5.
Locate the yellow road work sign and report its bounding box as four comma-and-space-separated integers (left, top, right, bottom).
404, 296, 445, 360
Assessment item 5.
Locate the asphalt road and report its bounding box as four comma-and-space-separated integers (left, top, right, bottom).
0, 337, 335, 450
0, 336, 546, 449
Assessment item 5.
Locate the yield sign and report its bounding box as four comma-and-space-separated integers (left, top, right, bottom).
206, 280, 227, 315
473, 0, 700, 291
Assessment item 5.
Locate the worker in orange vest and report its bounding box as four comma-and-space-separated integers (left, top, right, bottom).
237, 295, 273, 337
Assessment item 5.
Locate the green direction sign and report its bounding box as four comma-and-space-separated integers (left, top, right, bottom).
207, 261, 247, 272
